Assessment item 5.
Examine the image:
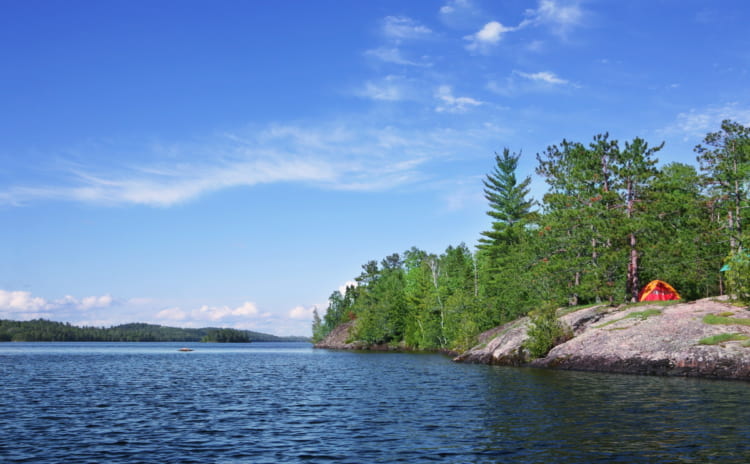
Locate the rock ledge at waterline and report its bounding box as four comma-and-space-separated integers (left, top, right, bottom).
315, 298, 750, 380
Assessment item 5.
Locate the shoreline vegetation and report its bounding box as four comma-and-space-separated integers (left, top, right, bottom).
313, 122, 750, 380
0, 319, 309, 343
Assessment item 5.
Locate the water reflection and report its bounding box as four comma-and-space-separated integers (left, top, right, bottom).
478, 366, 750, 462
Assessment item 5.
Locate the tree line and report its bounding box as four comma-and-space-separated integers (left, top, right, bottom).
0, 319, 308, 343
313, 120, 750, 351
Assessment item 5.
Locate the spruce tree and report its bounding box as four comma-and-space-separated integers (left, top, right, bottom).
479, 148, 534, 248
477, 149, 535, 322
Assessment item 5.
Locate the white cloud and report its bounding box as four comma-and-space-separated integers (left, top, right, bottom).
76, 158, 336, 207
460, 1, 585, 54
439, 0, 483, 28
79, 294, 114, 310
526, 0, 584, 36
464, 21, 515, 53
666, 103, 750, 139
364, 47, 431, 67
234, 302, 259, 316
156, 307, 186, 320
0, 289, 116, 320
515, 70, 569, 85
357, 75, 408, 101
0, 290, 47, 313
288, 305, 316, 320
488, 70, 572, 96
440, 0, 470, 15
382, 16, 433, 40
435, 85, 483, 113
2, 118, 513, 207
191, 302, 263, 322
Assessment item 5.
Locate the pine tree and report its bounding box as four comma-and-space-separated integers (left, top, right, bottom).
478, 148, 534, 248
477, 148, 535, 322
695, 120, 750, 254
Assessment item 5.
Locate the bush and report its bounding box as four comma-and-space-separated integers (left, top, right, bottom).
524, 307, 572, 359
724, 251, 750, 303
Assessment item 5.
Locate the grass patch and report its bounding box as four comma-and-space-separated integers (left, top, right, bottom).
698, 333, 749, 345
717, 311, 735, 317
703, 313, 750, 326
595, 309, 663, 329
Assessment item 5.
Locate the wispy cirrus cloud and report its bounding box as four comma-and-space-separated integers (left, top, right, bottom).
2, 119, 502, 207
488, 70, 572, 96
663, 102, 750, 139
382, 16, 433, 41
364, 47, 432, 67
528, 0, 585, 36
439, 0, 483, 28
356, 75, 417, 102
435, 85, 483, 113
515, 70, 569, 85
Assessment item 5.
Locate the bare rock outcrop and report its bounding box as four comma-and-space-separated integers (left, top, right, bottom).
456, 298, 750, 380
313, 321, 366, 350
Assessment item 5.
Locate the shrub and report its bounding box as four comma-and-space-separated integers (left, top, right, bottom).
524, 307, 571, 359
724, 251, 750, 303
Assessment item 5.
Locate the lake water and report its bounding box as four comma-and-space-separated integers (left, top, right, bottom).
1, 342, 749, 463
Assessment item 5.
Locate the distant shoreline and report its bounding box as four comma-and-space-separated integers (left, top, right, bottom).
0, 319, 310, 343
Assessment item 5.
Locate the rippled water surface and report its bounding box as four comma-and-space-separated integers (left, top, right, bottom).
2, 342, 750, 463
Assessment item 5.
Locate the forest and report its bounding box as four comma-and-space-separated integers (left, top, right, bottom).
0, 319, 308, 343
312, 120, 750, 352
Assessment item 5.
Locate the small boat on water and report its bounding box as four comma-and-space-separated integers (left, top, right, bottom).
178, 347, 194, 352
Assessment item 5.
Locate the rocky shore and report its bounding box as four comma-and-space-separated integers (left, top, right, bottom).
316, 297, 750, 381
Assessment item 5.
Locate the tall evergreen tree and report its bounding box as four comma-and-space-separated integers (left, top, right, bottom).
615, 137, 662, 301
536, 135, 623, 305
695, 119, 750, 254
479, 148, 534, 247
642, 163, 720, 299
477, 149, 535, 321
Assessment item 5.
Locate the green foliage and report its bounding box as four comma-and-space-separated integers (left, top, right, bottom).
0, 319, 306, 342
311, 307, 324, 343
200, 328, 250, 343
698, 333, 749, 345
703, 313, 750, 326
479, 148, 534, 245
724, 251, 750, 303
695, 120, 750, 254
523, 307, 571, 359
315, 122, 743, 354
640, 163, 721, 300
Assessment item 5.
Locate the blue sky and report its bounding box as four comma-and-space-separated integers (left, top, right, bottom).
1, 0, 749, 336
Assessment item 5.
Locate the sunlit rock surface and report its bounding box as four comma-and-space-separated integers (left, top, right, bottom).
457, 297, 750, 380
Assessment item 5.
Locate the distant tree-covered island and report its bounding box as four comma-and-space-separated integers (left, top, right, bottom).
0, 319, 310, 343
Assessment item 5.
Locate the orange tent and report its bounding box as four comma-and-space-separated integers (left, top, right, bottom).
638, 280, 681, 302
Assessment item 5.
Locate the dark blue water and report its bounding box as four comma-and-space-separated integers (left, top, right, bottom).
1, 342, 749, 463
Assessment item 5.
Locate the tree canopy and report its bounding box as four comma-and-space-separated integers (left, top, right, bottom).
315, 122, 750, 351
